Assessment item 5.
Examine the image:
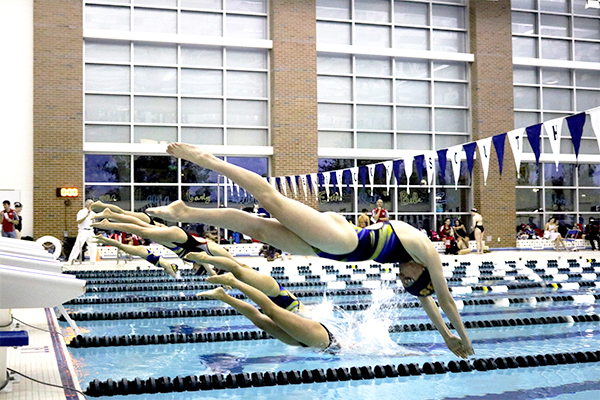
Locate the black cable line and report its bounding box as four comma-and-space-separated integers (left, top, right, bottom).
7, 368, 87, 399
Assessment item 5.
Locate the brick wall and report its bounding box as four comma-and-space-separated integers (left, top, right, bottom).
469, 0, 517, 248
269, 0, 319, 207
33, 0, 83, 240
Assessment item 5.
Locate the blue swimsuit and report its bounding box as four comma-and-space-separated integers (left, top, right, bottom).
314, 222, 413, 264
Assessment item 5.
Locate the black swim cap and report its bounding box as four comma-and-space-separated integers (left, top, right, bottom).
404, 268, 435, 297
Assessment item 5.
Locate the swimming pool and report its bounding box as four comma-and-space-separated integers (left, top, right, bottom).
60, 252, 600, 399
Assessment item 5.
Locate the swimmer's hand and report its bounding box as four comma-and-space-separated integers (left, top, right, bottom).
444, 334, 474, 359
146, 200, 188, 222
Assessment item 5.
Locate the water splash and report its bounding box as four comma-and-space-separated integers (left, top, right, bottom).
302, 285, 421, 357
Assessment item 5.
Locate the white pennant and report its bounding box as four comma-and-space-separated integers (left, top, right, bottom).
280, 178, 287, 197
507, 127, 526, 178
543, 117, 564, 171
323, 172, 330, 201
300, 175, 308, 200
310, 173, 319, 202
335, 170, 344, 197
477, 137, 493, 186
233, 182, 239, 198
270, 177, 277, 191
367, 164, 376, 196
404, 155, 414, 194
383, 161, 393, 195
588, 107, 600, 156
425, 151, 436, 192
350, 166, 359, 193
447, 145, 462, 190
290, 176, 298, 197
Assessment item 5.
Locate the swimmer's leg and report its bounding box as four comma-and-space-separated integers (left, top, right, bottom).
207, 273, 329, 349
92, 219, 187, 246
198, 287, 301, 346
165, 143, 357, 254
186, 252, 280, 296
474, 228, 483, 254
148, 201, 316, 255
91, 201, 152, 224
94, 235, 180, 279
94, 208, 155, 228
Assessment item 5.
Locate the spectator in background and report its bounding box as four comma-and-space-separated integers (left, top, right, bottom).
584, 217, 599, 251
357, 209, 370, 228
1, 200, 19, 239
14, 202, 22, 239
371, 199, 389, 224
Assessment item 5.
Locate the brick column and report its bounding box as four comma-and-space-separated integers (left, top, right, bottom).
269, 0, 318, 206
469, 0, 516, 248
33, 1, 83, 239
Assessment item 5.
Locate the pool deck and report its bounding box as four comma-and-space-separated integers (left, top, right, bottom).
1, 249, 598, 400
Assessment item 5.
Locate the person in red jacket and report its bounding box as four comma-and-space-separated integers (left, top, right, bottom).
1, 200, 19, 239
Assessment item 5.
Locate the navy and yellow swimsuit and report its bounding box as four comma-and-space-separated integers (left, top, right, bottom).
268, 283, 301, 313
313, 222, 413, 264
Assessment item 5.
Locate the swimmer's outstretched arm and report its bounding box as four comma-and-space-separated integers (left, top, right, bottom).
403, 233, 474, 359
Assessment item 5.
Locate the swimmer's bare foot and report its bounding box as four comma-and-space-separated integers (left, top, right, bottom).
91, 219, 113, 231
146, 200, 189, 222
93, 208, 117, 221
167, 143, 219, 169
196, 287, 228, 300
206, 272, 236, 287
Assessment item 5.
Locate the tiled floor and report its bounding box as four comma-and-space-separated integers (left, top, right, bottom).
1, 308, 84, 400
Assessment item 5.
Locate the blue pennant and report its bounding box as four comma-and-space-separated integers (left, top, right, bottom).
526, 123, 542, 164
463, 142, 477, 178
492, 133, 507, 175
437, 149, 447, 185
566, 112, 586, 160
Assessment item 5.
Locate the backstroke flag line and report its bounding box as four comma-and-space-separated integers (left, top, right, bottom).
257, 107, 599, 201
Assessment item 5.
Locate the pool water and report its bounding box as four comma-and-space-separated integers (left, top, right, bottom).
61, 255, 600, 399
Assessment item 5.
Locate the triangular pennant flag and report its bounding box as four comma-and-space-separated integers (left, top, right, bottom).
507, 128, 525, 177
335, 170, 344, 197
383, 161, 393, 195
437, 149, 447, 186
525, 123, 542, 165
317, 172, 324, 192
281, 177, 288, 197
543, 117, 564, 170
414, 155, 425, 184
393, 160, 402, 187
269, 177, 277, 191
275, 177, 283, 194
289, 176, 297, 197
359, 166, 367, 188
424, 151, 435, 192
350, 167, 359, 194
447, 145, 462, 189
477, 137, 493, 185
404, 155, 414, 194
375, 163, 385, 180
310, 173, 319, 201
323, 172, 330, 201
307, 174, 313, 195
566, 112, 586, 160
300, 175, 308, 199
463, 142, 477, 179
492, 133, 506, 175
330, 171, 338, 195
367, 164, 376, 196
343, 169, 352, 194
233, 183, 239, 198
588, 107, 600, 156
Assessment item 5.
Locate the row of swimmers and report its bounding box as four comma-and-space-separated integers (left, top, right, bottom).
88, 142, 474, 359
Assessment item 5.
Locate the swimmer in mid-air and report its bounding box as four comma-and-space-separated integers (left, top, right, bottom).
198, 258, 338, 351
147, 143, 474, 359
91, 207, 234, 278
